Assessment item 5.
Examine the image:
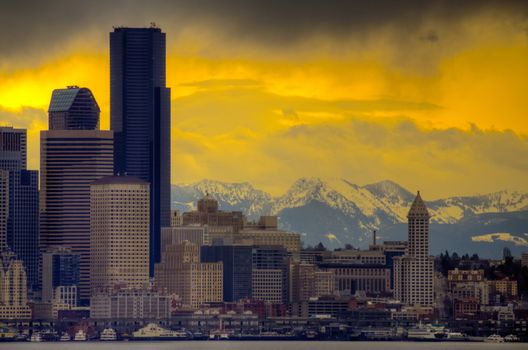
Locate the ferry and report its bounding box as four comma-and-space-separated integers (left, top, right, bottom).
74, 329, 87, 341
407, 324, 444, 341
29, 332, 43, 342
59, 332, 71, 341
131, 323, 188, 341
485, 334, 505, 343
0, 327, 17, 341
100, 328, 118, 341
209, 330, 230, 340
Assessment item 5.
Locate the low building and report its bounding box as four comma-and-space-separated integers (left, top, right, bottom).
0, 251, 31, 319
160, 226, 206, 254
90, 288, 171, 319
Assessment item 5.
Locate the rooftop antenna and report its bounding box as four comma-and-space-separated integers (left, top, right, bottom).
150, 22, 157, 28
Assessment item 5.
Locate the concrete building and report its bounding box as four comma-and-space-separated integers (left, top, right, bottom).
182, 194, 245, 232
42, 246, 80, 306
0, 171, 7, 251
90, 176, 150, 295
155, 241, 223, 308
40, 88, 113, 302
90, 288, 171, 319
170, 210, 183, 227
252, 246, 289, 304
521, 252, 528, 268
0, 251, 31, 319
290, 263, 336, 302
321, 263, 390, 295
160, 226, 206, 254
393, 192, 435, 307
238, 217, 301, 257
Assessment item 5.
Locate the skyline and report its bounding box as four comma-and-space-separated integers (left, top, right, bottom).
1, 1, 528, 198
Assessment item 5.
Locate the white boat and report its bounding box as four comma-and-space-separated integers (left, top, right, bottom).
29, 332, 42, 342
504, 334, 519, 342
100, 328, 117, 341
131, 323, 188, 341
59, 332, 71, 341
209, 330, 230, 340
407, 324, 444, 341
485, 334, 504, 343
446, 332, 468, 341
74, 329, 87, 341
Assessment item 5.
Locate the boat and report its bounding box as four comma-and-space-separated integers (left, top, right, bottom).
74, 329, 87, 341
29, 332, 43, 342
445, 332, 468, 341
131, 323, 188, 341
230, 331, 298, 341
485, 334, 504, 343
407, 324, 444, 341
0, 327, 17, 341
59, 332, 71, 341
504, 334, 519, 342
209, 330, 230, 340
100, 328, 117, 341
191, 331, 208, 340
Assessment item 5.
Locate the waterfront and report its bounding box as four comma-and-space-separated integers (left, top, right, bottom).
0, 342, 527, 350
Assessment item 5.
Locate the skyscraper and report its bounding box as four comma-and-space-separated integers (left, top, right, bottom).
42, 246, 80, 306
90, 176, 150, 294
393, 191, 435, 307
110, 26, 171, 274
40, 87, 113, 303
48, 86, 100, 130
0, 127, 39, 290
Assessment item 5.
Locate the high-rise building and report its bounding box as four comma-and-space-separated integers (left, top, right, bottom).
90, 176, 150, 294
48, 86, 100, 130
40, 87, 113, 303
200, 245, 253, 302
155, 241, 223, 308
252, 246, 289, 304
393, 191, 435, 307
41, 247, 80, 306
0, 127, 26, 170
170, 210, 183, 227
110, 26, 171, 274
160, 226, 206, 255
0, 127, 39, 290
0, 251, 32, 319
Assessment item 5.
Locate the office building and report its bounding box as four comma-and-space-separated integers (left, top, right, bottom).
0, 251, 32, 319
40, 87, 113, 302
42, 247, 80, 306
48, 86, 100, 130
0, 127, 39, 290
201, 244, 253, 302
182, 194, 245, 232
160, 226, 206, 254
155, 241, 223, 308
90, 288, 171, 319
171, 210, 183, 227
522, 252, 528, 268
393, 191, 435, 307
90, 176, 150, 294
110, 26, 171, 274
252, 246, 289, 304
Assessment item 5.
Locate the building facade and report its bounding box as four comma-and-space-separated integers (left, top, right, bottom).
0, 127, 39, 290
110, 27, 171, 274
41, 246, 80, 306
90, 176, 150, 294
0, 252, 31, 319
90, 289, 171, 319
160, 226, 206, 254
40, 88, 113, 302
200, 245, 253, 302
48, 86, 100, 130
393, 192, 435, 307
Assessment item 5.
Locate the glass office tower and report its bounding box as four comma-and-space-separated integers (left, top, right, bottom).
110, 26, 171, 274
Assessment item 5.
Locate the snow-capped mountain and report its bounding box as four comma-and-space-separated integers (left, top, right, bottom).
171, 178, 528, 256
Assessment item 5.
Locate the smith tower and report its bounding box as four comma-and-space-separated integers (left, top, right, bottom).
393, 191, 434, 307
110, 26, 171, 274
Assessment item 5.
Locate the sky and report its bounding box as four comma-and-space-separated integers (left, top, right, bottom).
1, 0, 527, 198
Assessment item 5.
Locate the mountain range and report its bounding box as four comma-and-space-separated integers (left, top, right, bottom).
171, 178, 528, 258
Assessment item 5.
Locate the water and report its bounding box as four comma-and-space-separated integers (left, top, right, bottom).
0, 342, 525, 350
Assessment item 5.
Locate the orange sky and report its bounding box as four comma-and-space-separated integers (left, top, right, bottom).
0, 1, 527, 198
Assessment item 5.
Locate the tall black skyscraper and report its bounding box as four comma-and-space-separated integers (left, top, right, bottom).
110, 26, 171, 274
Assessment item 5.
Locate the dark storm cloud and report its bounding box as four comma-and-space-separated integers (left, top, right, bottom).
1, 0, 527, 60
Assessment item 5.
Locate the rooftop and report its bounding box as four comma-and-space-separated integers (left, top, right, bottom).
91, 175, 149, 186
407, 191, 430, 219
